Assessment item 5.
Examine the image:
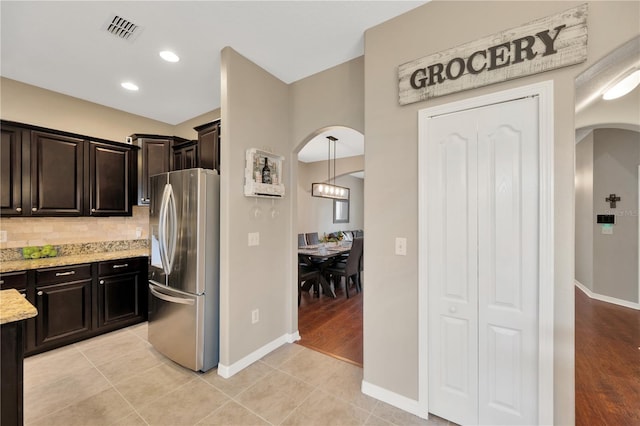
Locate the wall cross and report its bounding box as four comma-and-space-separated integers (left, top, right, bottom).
605, 193, 621, 208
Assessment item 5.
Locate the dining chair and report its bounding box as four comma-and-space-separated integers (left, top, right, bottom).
305, 232, 320, 245
325, 237, 363, 298
298, 233, 307, 247
298, 256, 320, 306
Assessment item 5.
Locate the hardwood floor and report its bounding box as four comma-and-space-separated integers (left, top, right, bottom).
298, 282, 640, 422
575, 287, 640, 425
297, 281, 363, 367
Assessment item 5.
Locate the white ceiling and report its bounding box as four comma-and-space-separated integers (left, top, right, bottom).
0, 1, 425, 127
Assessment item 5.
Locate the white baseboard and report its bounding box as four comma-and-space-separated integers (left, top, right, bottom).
575, 280, 640, 310
217, 331, 301, 378
361, 380, 429, 420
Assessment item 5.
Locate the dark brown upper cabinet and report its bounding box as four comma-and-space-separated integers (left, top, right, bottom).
131, 121, 220, 204
31, 131, 84, 216
172, 139, 198, 171
1, 120, 137, 217
194, 120, 220, 172
87, 141, 134, 216
0, 125, 29, 216
132, 135, 172, 205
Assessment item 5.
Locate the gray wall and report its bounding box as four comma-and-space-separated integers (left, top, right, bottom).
575, 132, 595, 291
593, 128, 639, 302
297, 163, 364, 235
219, 47, 292, 365
362, 2, 639, 425
219, 50, 366, 364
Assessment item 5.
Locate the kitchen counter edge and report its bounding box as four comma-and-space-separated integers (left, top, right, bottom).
0, 289, 38, 325
0, 249, 149, 273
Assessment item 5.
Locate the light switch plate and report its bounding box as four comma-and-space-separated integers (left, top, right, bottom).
601, 224, 614, 235
395, 237, 407, 256
0, 231, 6, 243
248, 232, 260, 246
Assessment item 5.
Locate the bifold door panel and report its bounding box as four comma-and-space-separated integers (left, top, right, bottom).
427, 98, 539, 426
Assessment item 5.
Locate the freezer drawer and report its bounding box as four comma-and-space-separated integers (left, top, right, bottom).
148, 281, 204, 371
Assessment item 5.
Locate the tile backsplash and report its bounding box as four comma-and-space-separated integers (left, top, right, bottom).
0, 206, 149, 249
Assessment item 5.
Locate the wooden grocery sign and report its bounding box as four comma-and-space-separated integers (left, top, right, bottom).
398, 4, 588, 105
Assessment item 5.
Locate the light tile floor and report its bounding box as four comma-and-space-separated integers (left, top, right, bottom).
24, 322, 451, 425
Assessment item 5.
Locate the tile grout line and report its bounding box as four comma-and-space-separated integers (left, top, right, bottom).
195, 376, 277, 426
75, 343, 153, 426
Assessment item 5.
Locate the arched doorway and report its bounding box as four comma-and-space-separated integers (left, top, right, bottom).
293, 125, 364, 365
574, 36, 640, 425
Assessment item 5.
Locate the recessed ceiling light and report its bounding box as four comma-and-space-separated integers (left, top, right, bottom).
121, 81, 139, 91
602, 69, 640, 100
159, 50, 180, 63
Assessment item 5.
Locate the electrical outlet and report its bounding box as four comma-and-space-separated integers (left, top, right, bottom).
0, 231, 6, 243
251, 309, 260, 324
248, 232, 260, 246
395, 237, 407, 256
135, 227, 143, 238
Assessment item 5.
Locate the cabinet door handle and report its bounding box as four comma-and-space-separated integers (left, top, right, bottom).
112, 263, 129, 269
37, 291, 43, 296
91, 208, 96, 212
99, 280, 105, 285
55, 271, 76, 277
16, 207, 22, 212
32, 207, 37, 212
21, 292, 26, 298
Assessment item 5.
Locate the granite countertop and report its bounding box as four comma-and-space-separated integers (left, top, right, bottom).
0, 248, 149, 273
0, 289, 38, 325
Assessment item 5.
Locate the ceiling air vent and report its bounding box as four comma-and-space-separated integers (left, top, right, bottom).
103, 14, 142, 42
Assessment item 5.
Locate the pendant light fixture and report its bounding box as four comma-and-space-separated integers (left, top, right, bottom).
311, 136, 349, 200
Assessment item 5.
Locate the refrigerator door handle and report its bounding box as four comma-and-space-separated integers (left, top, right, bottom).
149, 284, 195, 306
157, 185, 167, 273
165, 183, 178, 274
158, 184, 172, 275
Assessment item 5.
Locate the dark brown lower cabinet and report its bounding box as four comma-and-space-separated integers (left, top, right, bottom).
97, 258, 146, 330
22, 257, 147, 356
34, 265, 92, 348
1, 320, 25, 426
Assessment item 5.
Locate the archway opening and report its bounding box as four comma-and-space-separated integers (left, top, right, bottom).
293, 125, 364, 366
574, 36, 640, 425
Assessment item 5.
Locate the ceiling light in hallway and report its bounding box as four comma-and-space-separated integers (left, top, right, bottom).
603, 69, 640, 100
159, 51, 180, 63
121, 81, 139, 91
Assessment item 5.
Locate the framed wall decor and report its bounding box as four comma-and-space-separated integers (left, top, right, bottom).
333, 194, 350, 223
244, 148, 285, 198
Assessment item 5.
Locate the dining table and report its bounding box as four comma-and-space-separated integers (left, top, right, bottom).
298, 242, 352, 298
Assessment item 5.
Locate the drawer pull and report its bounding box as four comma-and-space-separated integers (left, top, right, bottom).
112, 264, 129, 269
100, 280, 105, 285
37, 291, 43, 296
32, 207, 37, 212
55, 271, 76, 277
21, 293, 26, 298
16, 207, 22, 212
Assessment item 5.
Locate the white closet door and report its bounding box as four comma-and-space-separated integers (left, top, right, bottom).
427, 97, 539, 426
427, 109, 479, 426
476, 98, 538, 425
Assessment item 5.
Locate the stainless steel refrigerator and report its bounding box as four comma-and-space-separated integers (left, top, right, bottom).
147, 168, 219, 372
